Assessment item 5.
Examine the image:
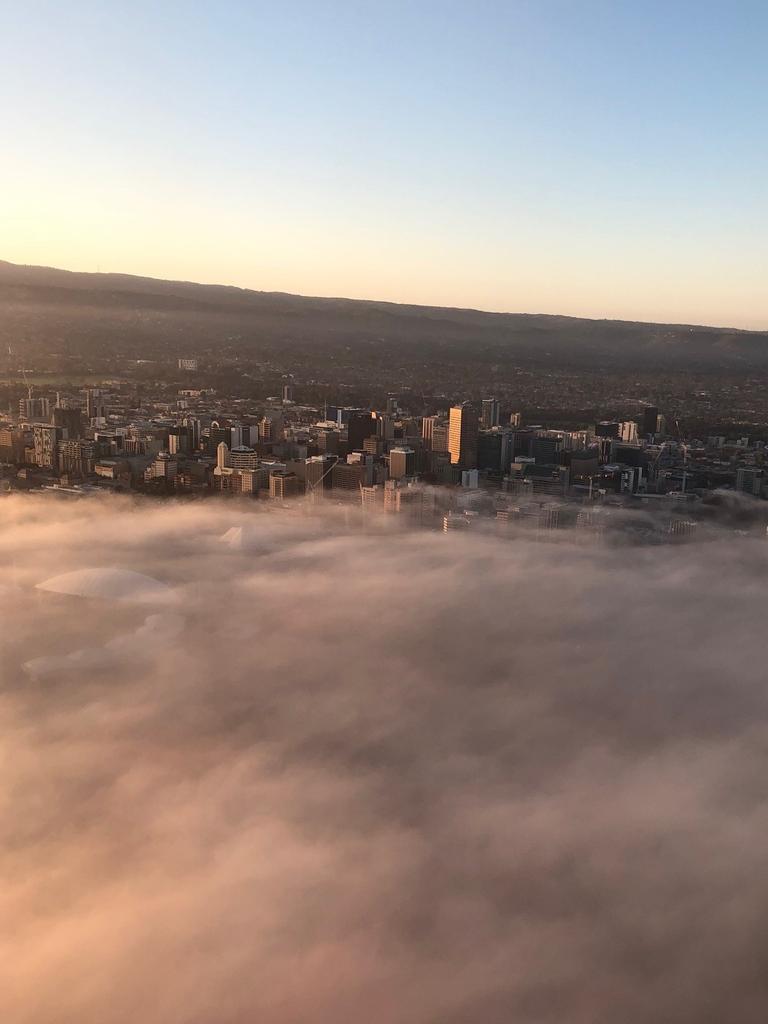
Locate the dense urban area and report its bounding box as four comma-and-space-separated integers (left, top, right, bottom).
3, 261, 768, 542
3, 360, 768, 542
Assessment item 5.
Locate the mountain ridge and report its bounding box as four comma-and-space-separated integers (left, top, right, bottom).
0, 258, 760, 334
0, 259, 766, 371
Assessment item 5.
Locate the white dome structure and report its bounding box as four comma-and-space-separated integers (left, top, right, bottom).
219, 524, 269, 552
35, 568, 177, 605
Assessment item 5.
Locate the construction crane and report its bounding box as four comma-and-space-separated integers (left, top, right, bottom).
7, 343, 32, 398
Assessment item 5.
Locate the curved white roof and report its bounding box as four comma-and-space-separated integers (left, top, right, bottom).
219, 524, 267, 551
36, 568, 177, 605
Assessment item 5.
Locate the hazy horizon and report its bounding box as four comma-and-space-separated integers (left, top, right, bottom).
2, 1, 766, 329
3, 255, 767, 335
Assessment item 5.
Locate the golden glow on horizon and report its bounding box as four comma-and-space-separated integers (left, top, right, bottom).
2, 176, 765, 330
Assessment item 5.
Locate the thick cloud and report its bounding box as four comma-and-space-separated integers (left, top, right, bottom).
2, 494, 768, 1023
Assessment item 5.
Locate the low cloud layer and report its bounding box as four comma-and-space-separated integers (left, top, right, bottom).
2, 494, 768, 1023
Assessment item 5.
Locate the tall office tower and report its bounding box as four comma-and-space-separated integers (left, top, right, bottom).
33, 424, 62, 470
532, 435, 562, 465
386, 395, 398, 415
477, 428, 513, 473
481, 398, 501, 429
168, 431, 189, 456
216, 442, 230, 471
389, 446, 416, 480
421, 415, 439, 446
282, 384, 294, 403
208, 424, 231, 451
53, 406, 83, 438
448, 404, 478, 468
19, 393, 51, 422
509, 411, 522, 428
182, 416, 202, 450
641, 406, 659, 437
259, 414, 284, 442
85, 388, 106, 422
736, 467, 764, 496
331, 461, 367, 490
373, 412, 395, 440
0, 426, 24, 464
18, 394, 33, 420
348, 412, 376, 451
316, 428, 341, 454
269, 470, 301, 500
620, 421, 639, 443
305, 454, 335, 495
431, 422, 450, 454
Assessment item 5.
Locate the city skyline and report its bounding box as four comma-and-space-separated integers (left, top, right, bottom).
5, 4, 768, 1020
2, 1, 766, 329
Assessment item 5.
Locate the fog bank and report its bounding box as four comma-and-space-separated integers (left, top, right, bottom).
2, 495, 768, 1023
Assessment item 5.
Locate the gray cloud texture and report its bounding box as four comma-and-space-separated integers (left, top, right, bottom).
2, 494, 768, 1023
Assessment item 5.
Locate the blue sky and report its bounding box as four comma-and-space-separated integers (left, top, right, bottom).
1, 0, 766, 326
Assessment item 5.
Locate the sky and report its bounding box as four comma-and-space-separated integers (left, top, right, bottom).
5, 494, 768, 1022
1, 0, 766, 327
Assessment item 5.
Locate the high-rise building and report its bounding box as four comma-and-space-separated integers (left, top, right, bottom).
269, 470, 301, 500
641, 406, 659, 437
53, 407, 84, 438
57, 439, 96, 477
360, 484, 383, 513
182, 416, 202, 450
144, 451, 177, 483
373, 412, 395, 440
363, 435, 385, 456
259, 414, 284, 442
331, 461, 366, 491
85, 389, 106, 423
595, 421, 621, 439
282, 384, 294, 403
443, 511, 472, 532
0, 426, 25, 464
19, 393, 51, 422
736, 467, 764, 496
509, 411, 523, 428
477, 428, 513, 473
348, 412, 376, 451
481, 398, 500, 429
421, 415, 439, 446
532, 435, 561, 465
316, 428, 341, 454
305, 455, 336, 495
33, 424, 62, 470
229, 446, 259, 470
389, 446, 417, 479
448, 405, 478, 468
431, 422, 450, 454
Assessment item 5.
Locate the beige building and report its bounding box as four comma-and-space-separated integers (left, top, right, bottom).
448, 405, 478, 468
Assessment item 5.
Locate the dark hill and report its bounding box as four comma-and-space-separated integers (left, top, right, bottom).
0, 259, 765, 371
